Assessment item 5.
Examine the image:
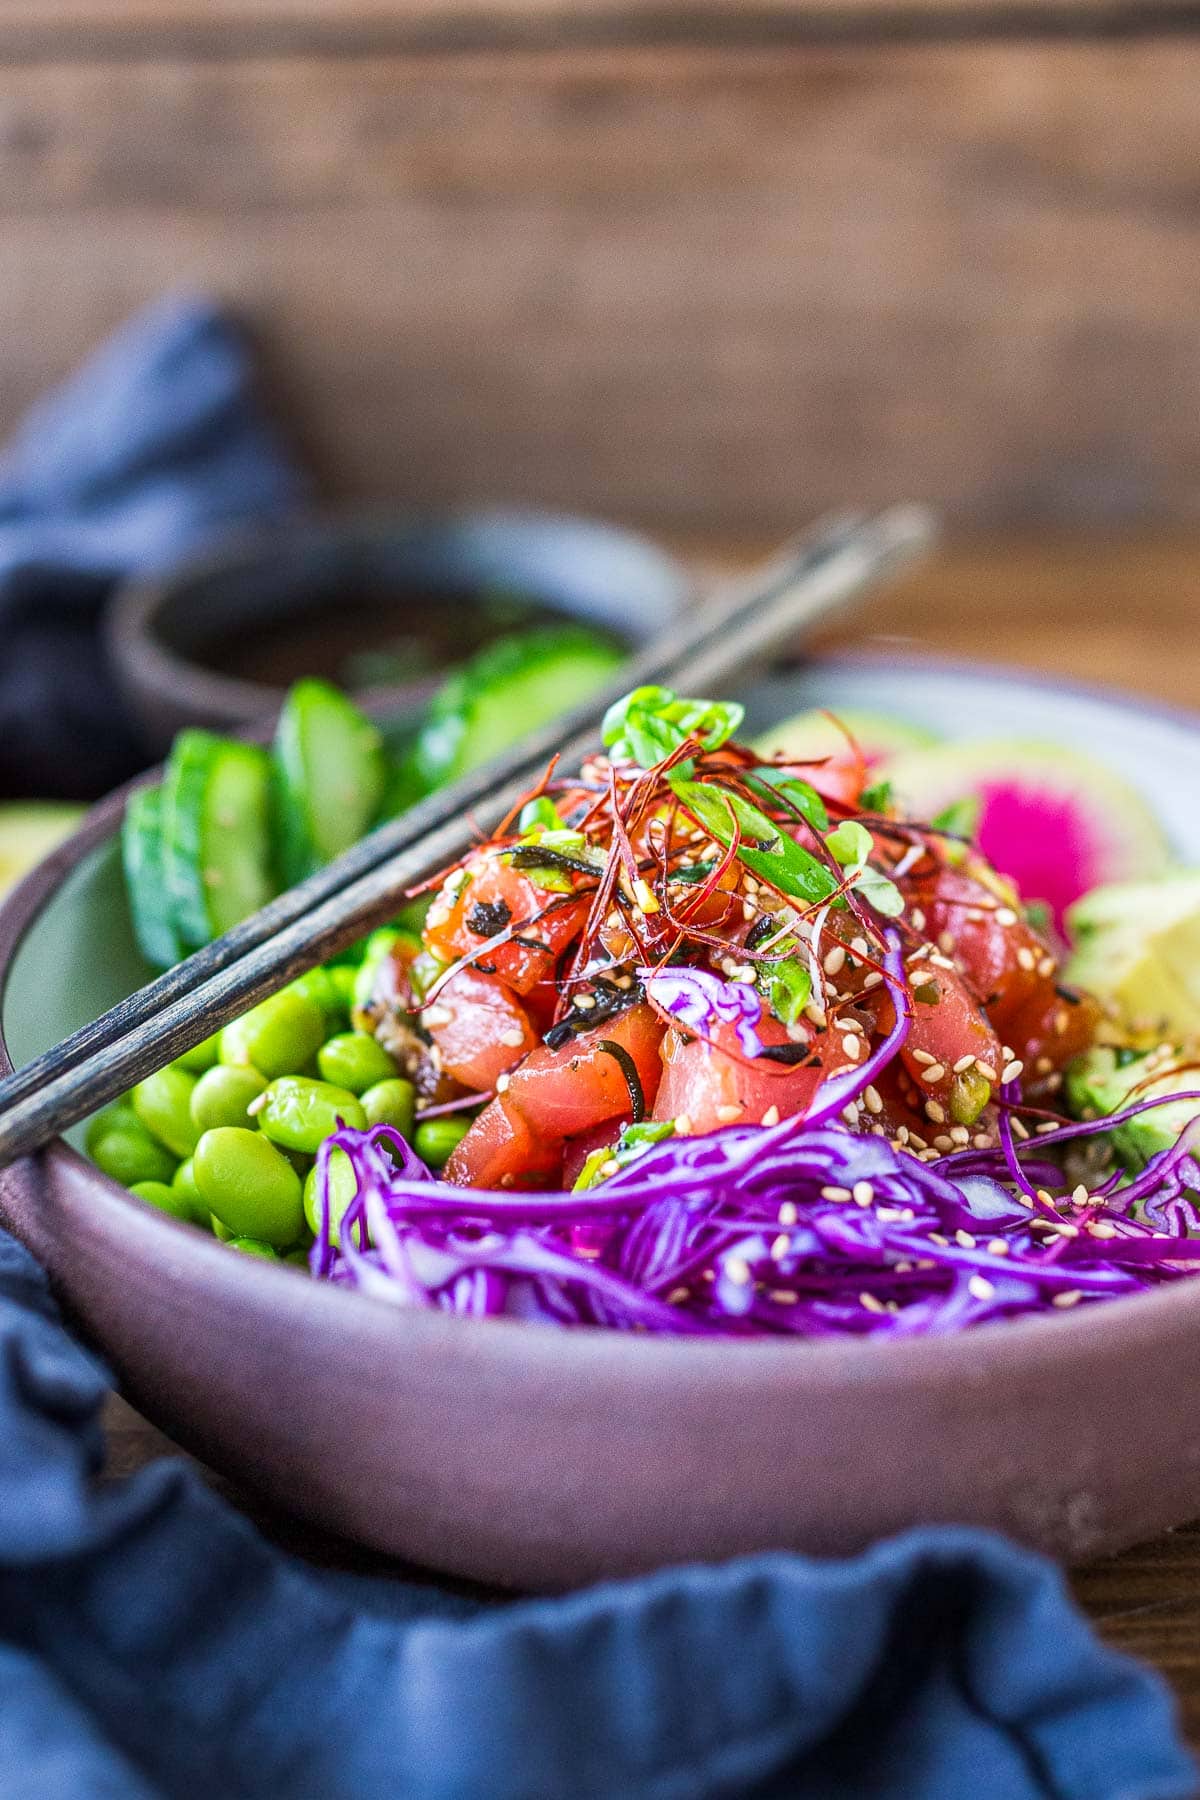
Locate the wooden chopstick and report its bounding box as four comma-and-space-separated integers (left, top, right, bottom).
0, 504, 933, 1167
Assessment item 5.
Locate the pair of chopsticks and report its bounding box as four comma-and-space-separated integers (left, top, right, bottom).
0, 505, 934, 1168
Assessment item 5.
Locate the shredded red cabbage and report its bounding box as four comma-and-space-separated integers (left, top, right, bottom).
309, 1068, 1200, 1339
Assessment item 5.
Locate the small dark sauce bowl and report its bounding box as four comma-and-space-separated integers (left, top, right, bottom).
107, 508, 691, 755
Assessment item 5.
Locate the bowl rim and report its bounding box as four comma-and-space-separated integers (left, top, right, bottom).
5, 647, 1200, 1387
104, 503, 693, 732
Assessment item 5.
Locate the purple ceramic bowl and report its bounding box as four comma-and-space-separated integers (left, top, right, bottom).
2, 656, 1199, 1589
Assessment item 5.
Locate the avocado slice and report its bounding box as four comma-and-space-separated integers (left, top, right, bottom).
1065, 873, 1200, 1036
1065, 1044, 1200, 1170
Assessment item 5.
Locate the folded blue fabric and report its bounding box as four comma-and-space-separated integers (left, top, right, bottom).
0, 295, 306, 798
0, 300, 1195, 1798
0, 1230, 1192, 1800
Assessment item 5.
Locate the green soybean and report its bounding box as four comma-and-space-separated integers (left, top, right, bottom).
173, 1031, 221, 1073
414, 1115, 471, 1170
228, 1237, 279, 1259
191, 1063, 269, 1132
329, 965, 358, 1010
257, 1077, 366, 1155
287, 968, 348, 1024
92, 1124, 177, 1187
211, 1215, 234, 1242
193, 1127, 304, 1246
317, 1031, 398, 1095
218, 989, 326, 1079
359, 1077, 416, 1137
85, 1101, 138, 1159
131, 1067, 201, 1158
284, 1249, 312, 1270
302, 1150, 359, 1247
130, 1180, 195, 1223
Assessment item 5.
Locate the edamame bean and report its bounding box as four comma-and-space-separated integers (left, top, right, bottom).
284, 1249, 312, 1270
302, 1150, 359, 1247
218, 990, 325, 1079
170, 1157, 212, 1227
287, 968, 348, 1024
211, 1215, 234, 1242
130, 1180, 195, 1223
329, 965, 358, 1010
359, 1077, 416, 1137
173, 1031, 220, 1073
85, 1101, 138, 1159
132, 1067, 201, 1158
317, 1031, 398, 1095
193, 1127, 304, 1246
414, 1115, 471, 1170
228, 1238, 278, 1259
256, 1077, 366, 1155
91, 1123, 177, 1187
191, 1064, 269, 1132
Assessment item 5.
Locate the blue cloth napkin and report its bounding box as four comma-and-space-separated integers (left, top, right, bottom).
0, 300, 1195, 1798
0, 295, 306, 798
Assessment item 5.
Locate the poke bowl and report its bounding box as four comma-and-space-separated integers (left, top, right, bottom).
3, 654, 1200, 1589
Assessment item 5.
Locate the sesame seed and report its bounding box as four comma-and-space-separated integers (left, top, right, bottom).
770, 1233, 791, 1260
422, 1005, 453, 1029
614, 974, 634, 990
851, 936, 870, 957
1071, 1184, 1090, 1205
599, 1158, 620, 1178
769, 1290, 799, 1305
716, 1103, 743, 1123
862, 971, 883, 989
1035, 1188, 1056, 1207
929, 953, 958, 972
246, 1092, 268, 1116
924, 1100, 946, 1124
1011, 1117, 1031, 1141
968, 1275, 995, 1301
1088, 1220, 1117, 1239
911, 1048, 936, 1066
929, 1232, 949, 1247
952, 1054, 976, 1074
949, 1125, 970, 1145
495, 1073, 510, 1092
908, 1131, 928, 1150
667, 1287, 690, 1305
932, 1135, 954, 1152
761, 1105, 781, 1127
804, 1003, 828, 1028
1035, 1120, 1061, 1137
674, 1114, 693, 1136
910, 907, 926, 932
742, 901, 757, 921
1051, 1290, 1082, 1308
1053, 1010, 1069, 1036
1038, 956, 1056, 979
574, 993, 597, 1011
744, 876, 760, 894
919, 1148, 942, 1162
1016, 947, 1036, 972
895, 1125, 910, 1144
842, 1034, 862, 1061
1000, 1059, 1024, 1085
841, 1103, 860, 1126
605, 911, 622, 930
859, 1292, 886, 1314
938, 930, 955, 954
864, 1084, 883, 1115
1035, 1055, 1053, 1074
823, 944, 846, 976
975, 1061, 998, 1082
907, 944, 932, 964
731, 963, 758, 985
920, 1062, 946, 1084
725, 1256, 752, 1286
852, 1180, 875, 1206
779, 1201, 799, 1225
995, 907, 1019, 927
973, 1131, 995, 1150
987, 1238, 1009, 1256
498, 1027, 526, 1048
955, 1228, 977, 1248
821, 1185, 853, 1202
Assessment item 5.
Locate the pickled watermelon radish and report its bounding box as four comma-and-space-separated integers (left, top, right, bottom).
753, 707, 939, 766
880, 739, 1171, 930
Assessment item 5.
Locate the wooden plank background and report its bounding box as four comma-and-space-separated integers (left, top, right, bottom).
1, 8, 1198, 532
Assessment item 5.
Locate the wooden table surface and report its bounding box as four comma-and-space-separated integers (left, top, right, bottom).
101, 533, 1200, 1741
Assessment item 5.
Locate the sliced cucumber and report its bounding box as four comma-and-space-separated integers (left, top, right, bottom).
412, 626, 623, 791
272, 679, 387, 884
0, 802, 84, 900
122, 785, 185, 970
162, 731, 276, 950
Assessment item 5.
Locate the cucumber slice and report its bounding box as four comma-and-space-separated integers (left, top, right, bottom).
412, 627, 623, 790
122, 786, 184, 970
162, 731, 276, 949
273, 679, 387, 884
0, 801, 83, 900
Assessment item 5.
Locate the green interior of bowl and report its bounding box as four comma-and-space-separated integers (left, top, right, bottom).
3, 836, 152, 1149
